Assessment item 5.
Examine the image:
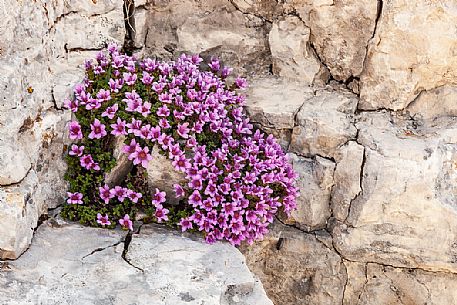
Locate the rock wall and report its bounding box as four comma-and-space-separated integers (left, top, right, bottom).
1, 0, 457, 304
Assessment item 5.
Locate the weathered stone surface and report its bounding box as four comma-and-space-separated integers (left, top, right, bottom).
342, 260, 366, 305
333, 113, 457, 273
127, 225, 273, 305
146, 146, 187, 205
0, 222, 273, 305
268, 16, 322, 85
0, 0, 125, 259
0, 171, 39, 259
245, 77, 313, 130
241, 222, 347, 305
360, 0, 457, 110
141, 0, 271, 75
289, 88, 358, 158
288, 0, 378, 81
352, 263, 457, 305
280, 153, 334, 231
406, 85, 457, 121
0, 140, 31, 185
331, 141, 364, 221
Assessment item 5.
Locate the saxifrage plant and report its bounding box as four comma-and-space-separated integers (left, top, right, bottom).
62, 44, 298, 246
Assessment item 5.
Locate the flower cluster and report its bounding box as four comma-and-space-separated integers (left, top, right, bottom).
62, 44, 298, 245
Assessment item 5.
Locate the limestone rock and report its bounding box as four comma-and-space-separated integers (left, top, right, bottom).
0, 0, 125, 259
146, 146, 186, 205
280, 153, 334, 231
0, 171, 40, 259
406, 85, 457, 121
289, 0, 378, 81
245, 77, 313, 130
331, 141, 364, 221
0, 222, 273, 305
359, 0, 457, 110
333, 113, 457, 273
289, 88, 358, 158
268, 16, 322, 84
0, 139, 31, 185
230, 0, 284, 20
351, 263, 457, 305
342, 261, 367, 305
241, 222, 347, 305
141, 0, 271, 75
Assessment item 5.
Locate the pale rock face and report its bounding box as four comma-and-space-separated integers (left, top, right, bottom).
287, 0, 378, 81
0, 171, 40, 259
353, 263, 457, 305
0, 140, 31, 185
244, 77, 313, 129
241, 222, 347, 305
289, 88, 358, 158
359, 0, 457, 110
331, 141, 364, 221
0, 0, 126, 259
280, 153, 334, 231
268, 16, 323, 85
0, 222, 273, 305
406, 85, 457, 120
142, 0, 271, 75
333, 113, 457, 273
146, 147, 186, 205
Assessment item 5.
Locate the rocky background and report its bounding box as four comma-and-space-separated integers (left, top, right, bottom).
1, 0, 457, 304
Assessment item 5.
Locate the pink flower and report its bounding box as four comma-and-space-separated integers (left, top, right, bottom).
157, 105, 170, 117
123, 90, 142, 112
66, 192, 83, 204
177, 122, 190, 139
141, 71, 153, 85
97, 213, 111, 226
131, 146, 152, 168
69, 144, 84, 157
89, 119, 107, 139
159, 118, 170, 129
63, 98, 79, 112
113, 186, 128, 202
138, 102, 151, 117
85, 98, 101, 110
179, 217, 193, 232
102, 103, 118, 119
96, 89, 111, 102
119, 214, 133, 231
154, 206, 169, 223
123, 72, 137, 86
127, 190, 142, 203
110, 118, 127, 136
80, 154, 100, 171
127, 118, 142, 135
152, 188, 166, 206
69, 121, 83, 140
173, 184, 185, 198
123, 139, 140, 156
189, 190, 202, 208
99, 184, 114, 204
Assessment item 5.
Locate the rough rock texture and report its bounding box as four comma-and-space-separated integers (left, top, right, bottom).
348, 263, 457, 305
290, 0, 379, 81
3, 0, 457, 304
289, 88, 358, 159
333, 113, 457, 273
0, 222, 273, 305
280, 153, 335, 231
240, 222, 347, 305
268, 16, 323, 84
141, 0, 272, 76
0, 0, 125, 259
360, 0, 457, 110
